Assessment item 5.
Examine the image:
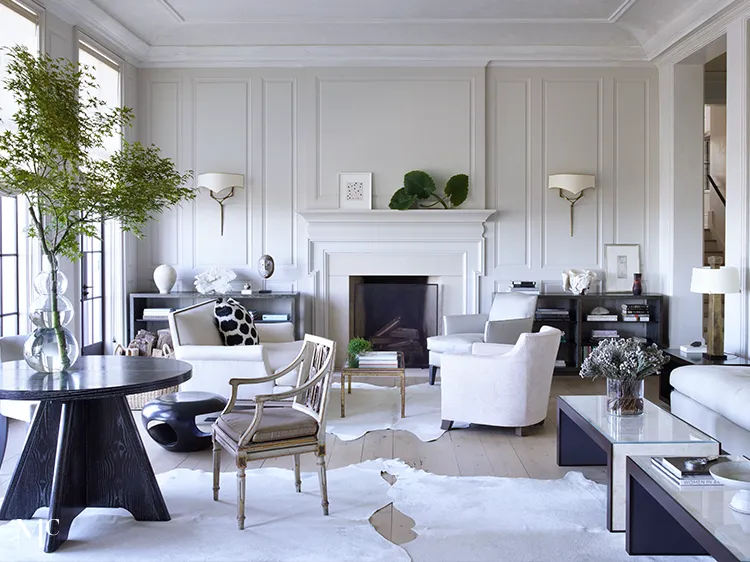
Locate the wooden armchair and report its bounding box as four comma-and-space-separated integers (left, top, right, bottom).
211, 334, 336, 530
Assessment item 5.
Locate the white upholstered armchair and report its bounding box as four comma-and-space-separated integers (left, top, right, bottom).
426, 292, 537, 385
169, 300, 304, 399
440, 326, 562, 436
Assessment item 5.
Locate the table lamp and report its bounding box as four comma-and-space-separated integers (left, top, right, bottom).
690, 256, 740, 359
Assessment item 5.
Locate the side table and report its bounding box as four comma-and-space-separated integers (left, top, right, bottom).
340, 352, 406, 418
659, 348, 750, 404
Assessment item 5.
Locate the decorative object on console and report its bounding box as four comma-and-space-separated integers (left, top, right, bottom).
214, 298, 260, 346
603, 244, 640, 293
258, 254, 275, 293
338, 172, 372, 210
561, 269, 596, 295
194, 267, 237, 295
690, 255, 740, 359
0, 46, 194, 373
153, 264, 177, 294
347, 337, 373, 368
241, 282, 253, 295
196, 172, 244, 236
388, 170, 469, 210
548, 174, 595, 237
632, 273, 643, 296
579, 338, 668, 416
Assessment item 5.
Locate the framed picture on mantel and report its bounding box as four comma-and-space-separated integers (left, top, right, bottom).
604, 244, 640, 293
338, 172, 372, 210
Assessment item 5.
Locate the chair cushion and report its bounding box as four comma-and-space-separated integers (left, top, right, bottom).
670, 366, 750, 432
426, 333, 483, 354
216, 406, 318, 443
214, 298, 260, 346
488, 292, 537, 321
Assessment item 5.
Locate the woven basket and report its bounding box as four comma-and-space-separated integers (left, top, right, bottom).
115, 343, 180, 410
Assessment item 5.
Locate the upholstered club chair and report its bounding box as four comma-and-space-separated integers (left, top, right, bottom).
440, 326, 562, 436
0, 335, 37, 423
212, 335, 336, 530
168, 300, 305, 399
426, 292, 538, 385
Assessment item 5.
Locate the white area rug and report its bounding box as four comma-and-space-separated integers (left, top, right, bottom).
0, 460, 707, 562
327, 382, 449, 442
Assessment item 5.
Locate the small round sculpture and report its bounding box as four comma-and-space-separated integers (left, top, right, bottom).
258, 254, 275, 280
153, 264, 177, 294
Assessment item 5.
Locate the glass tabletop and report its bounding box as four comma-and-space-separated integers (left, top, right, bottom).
560, 395, 716, 445
631, 455, 750, 561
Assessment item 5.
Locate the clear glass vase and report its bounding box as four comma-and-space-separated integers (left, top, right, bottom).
606, 378, 645, 416
24, 270, 79, 373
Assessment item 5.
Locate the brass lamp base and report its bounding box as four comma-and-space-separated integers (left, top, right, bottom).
705, 256, 725, 360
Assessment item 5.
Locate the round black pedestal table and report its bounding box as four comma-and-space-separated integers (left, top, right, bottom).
0, 356, 192, 553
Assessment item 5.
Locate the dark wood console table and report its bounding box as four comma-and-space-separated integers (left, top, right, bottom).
0, 356, 191, 552
659, 348, 750, 404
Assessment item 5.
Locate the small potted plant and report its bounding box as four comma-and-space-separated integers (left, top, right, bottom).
347, 337, 372, 368
580, 338, 668, 416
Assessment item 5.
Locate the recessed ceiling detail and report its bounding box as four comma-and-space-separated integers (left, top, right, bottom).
41, 0, 737, 66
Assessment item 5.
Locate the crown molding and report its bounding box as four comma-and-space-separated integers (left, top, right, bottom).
41, 0, 149, 64
139, 45, 647, 68
608, 0, 639, 23
645, 0, 741, 63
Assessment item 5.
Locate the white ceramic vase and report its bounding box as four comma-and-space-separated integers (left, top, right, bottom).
153, 264, 177, 294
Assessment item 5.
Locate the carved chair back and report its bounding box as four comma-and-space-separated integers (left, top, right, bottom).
291, 335, 336, 443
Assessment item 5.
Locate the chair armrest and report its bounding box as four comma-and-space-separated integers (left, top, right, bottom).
443, 314, 488, 335
174, 345, 267, 362
472, 342, 516, 356
483, 318, 533, 344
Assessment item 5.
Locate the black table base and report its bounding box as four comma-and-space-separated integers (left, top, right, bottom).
0, 396, 169, 553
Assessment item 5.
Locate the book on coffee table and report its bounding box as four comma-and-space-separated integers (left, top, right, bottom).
650, 456, 729, 486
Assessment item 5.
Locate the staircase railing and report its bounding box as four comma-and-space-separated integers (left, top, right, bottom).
707, 174, 726, 206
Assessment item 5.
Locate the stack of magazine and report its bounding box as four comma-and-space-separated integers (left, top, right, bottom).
650, 455, 729, 487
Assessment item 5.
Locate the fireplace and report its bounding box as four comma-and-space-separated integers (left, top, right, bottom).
351, 276, 438, 368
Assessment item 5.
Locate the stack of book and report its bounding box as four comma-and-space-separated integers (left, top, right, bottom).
622, 303, 650, 322
507, 281, 539, 295
142, 308, 172, 320
650, 456, 728, 487
357, 351, 399, 368
536, 308, 570, 321
586, 312, 618, 321
591, 329, 620, 340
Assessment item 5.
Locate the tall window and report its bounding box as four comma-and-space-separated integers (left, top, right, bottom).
0, 0, 39, 336
78, 39, 121, 354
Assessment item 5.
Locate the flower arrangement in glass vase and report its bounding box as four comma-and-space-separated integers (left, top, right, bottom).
579, 338, 668, 416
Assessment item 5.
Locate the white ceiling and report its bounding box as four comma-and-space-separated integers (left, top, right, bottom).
42, 0, 739, 66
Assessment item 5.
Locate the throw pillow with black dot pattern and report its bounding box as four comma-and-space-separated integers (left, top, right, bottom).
213, 298, 260, 346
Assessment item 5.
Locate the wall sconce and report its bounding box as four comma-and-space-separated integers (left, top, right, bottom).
548, 174, 596, 237
196, 173, 244, 236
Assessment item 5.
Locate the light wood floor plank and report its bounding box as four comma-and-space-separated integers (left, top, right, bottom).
449, 428, 494, 477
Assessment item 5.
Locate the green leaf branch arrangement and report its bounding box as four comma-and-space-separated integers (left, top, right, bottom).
388, 170, 469, 210
347, 337, 373, 368
0, 46, 195, 370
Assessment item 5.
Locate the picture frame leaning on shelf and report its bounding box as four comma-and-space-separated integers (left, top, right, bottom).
603, 244, 641, 293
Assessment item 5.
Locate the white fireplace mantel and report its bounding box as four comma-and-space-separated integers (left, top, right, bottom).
298, 209, 496, 361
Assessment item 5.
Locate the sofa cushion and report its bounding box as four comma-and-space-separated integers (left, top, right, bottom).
670, 366, 750, 432
216, 407, 318, 443
426, 333, 483, 355
214, 298, 260, 346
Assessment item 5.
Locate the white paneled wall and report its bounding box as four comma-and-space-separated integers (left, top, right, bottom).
137, 65, 660, 337
485, 67, 659, 310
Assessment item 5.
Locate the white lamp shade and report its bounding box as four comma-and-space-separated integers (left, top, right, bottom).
196, 173, 244, 193
548, 174, 595, 195
690, 266, 741, 294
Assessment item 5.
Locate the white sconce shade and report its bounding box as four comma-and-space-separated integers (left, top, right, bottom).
197, 173, 244, 194
548, 174, 595, 194
690, 266, 740, 294
548, 173, 596, 237
196, 173, 244, 236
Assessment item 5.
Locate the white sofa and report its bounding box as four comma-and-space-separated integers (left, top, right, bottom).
440, 326, 562, 435
426, 292, 537, 385
169, 300, 305, 400
671, 365, 750, 456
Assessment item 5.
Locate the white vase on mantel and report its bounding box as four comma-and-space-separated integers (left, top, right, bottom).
153, 264, 177, 294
